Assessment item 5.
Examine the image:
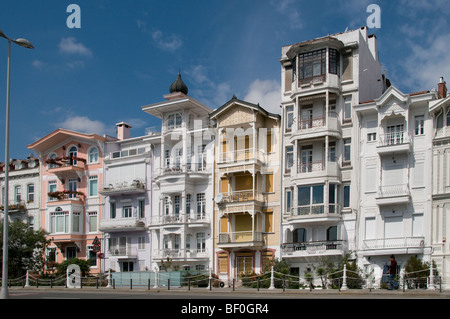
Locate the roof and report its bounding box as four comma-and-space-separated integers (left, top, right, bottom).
209, 95, 281, 120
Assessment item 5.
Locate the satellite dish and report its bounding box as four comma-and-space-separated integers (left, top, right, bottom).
214, 193, 223, 204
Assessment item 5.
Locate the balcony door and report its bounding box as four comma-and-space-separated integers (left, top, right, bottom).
301, 145, 313, 172
236, 253, 253, 279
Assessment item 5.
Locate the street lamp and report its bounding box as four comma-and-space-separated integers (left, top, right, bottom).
0, 29, 34, 299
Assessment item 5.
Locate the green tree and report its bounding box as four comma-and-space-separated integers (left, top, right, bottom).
0, 220, 50, 278
404, 256, 438, 289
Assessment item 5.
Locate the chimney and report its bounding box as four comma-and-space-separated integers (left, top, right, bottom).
116, 122, 132, 140
438, 77, 447, 99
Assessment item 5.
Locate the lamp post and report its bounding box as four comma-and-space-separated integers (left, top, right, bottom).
0, 29, 34, 300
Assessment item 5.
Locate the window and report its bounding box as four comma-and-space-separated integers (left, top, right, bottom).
387, 124, 405, 145
286, 189, 292, 214
266, 129, 272, 153
327, 226, 338, 241
48, 181, 57, 201
344, 96, 352, 122
286, 106, 294, 132
293, 228, 306, 243
447, 110, 450, 126
138, 199, 145, 218
197, 193, 205, 219
218, 252, 228, 274
88, 212, 98, 233
298, 49, 326, 81
174, 195, 180, 217
264, 210, 273, 232
365, 217, 376, 240
15, 186, 22, 203
123, 206, 132, 218
69, 146, 78, 166
165, 149, 170, 168
285, 146, 294, 172
66, 247, 77, 260
87, 246, 97, 267
138, 236, 146, 250
343, 139, 351, 165
297, 185, 324, 214
89, 176, 98, 197
27, 184, 34, 202
186, 194, 191, 216
343, 184, 351, 208
110, 201, 116, 219
50, 211, 68, 233
265, 174, 274, 193
197, 232, 206, 252
48, 153, 57, 169
329, 48, 340, 75
415, 115, 424, 135
167, 113, 182, 130
185, 234, 191, 251
367, 132, 377, 142
68, 179, 77, 199
122, 261, 134, 272
72, 212, 80, 232
329, 142, 336, 162
88, 147, 99, 163
164, 197, 170, 215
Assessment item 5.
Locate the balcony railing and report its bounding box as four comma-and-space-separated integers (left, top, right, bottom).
289, 204, 341, 217
154, 163, 210, 177
377, 184, 410, 198
0, 200, 26, 212
99, 179, 146, 195
298, 112, 338, 130
108, 246, 138, 257
297, 158, 340, 175
378, 132, 410, 147
153, 248, 209, 259
99, 217, 146, 232
363, 237, 425, 250
218, 231, 262, 244
47, 191, 85, 203
149, 214, 210, 226
218, 148, 265, 164
221, 190, 262, 203
281, 240, 345, 255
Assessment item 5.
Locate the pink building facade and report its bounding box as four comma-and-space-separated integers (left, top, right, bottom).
28, 129, 113, 274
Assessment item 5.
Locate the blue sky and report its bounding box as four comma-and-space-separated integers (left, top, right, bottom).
0, 0, 448, 160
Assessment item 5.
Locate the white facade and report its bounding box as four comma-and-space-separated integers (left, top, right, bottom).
0, 156, 40, 230
355, 86, 436, 286
142, 82, 214, 272
100, 123, 154, 272
279, 27, 385, 281
430, 89, 450, 289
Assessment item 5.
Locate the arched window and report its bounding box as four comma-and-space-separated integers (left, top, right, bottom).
48, 153, 57, 169
88, 147, 99, 164
69, 146, 78, 165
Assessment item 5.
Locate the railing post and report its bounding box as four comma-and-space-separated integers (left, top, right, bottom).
130, 278, 132, 290
168, 279, 170, 290
257, 277, 260, 291
188, 278, 191, 291
232, 278, 235, 291
153, 269, 159, 288
428, 262, 435, 290
25, 270, 30, 287
268, 266, 275, 290
106, 269, 112, 288
341, 264, 348, 291
283, 275, 286, 292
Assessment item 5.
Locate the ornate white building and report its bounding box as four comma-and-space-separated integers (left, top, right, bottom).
0, 155, 40, 230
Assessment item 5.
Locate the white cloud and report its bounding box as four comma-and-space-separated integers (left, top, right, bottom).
58, 37, 92, 56
136, 19, 182, 52
32, 59, 47, 69
57, 116, 108, 136
270, 0, 303, 30
244, 79, 281, 115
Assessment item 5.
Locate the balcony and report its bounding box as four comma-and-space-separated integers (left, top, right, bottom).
218, 149, 266, 170
47, 191, 85, 205
0, 200, 26, 213
294, 159, 340, 180
290, 113, 341, 141
217, 231, 263, 249
108, 246, 138, 259
376, 184, 410, 206
148, 214, 210, 228
99, 217, 146, 232
47, 156, 85, 180
217, 190, 264, 214
362, 237, 425, 256
281, 240, 346, 258
154, 163, 210, 181
285, 204, 342, 225
152, 248, 209, 260
99, 179, 146, 196
377, 132, 411, 155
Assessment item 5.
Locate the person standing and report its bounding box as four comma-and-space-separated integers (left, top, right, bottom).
387, 255, 399, 290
